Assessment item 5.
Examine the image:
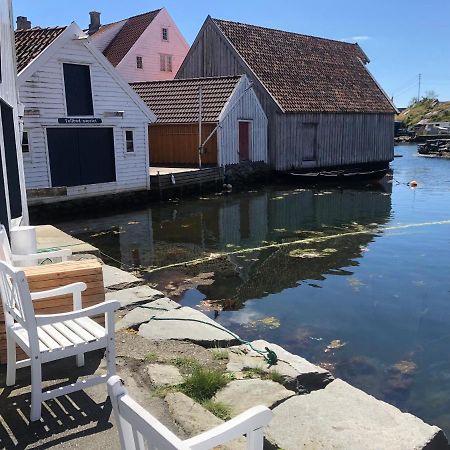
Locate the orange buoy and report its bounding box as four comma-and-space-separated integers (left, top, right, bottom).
409, 180, 418, 187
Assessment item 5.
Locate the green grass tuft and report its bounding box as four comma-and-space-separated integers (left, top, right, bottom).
144, 352, 159, 363
211, 348, 229, 361
171, 356, 201, 371
202, 399, 231, 420
181, 367, 229, 402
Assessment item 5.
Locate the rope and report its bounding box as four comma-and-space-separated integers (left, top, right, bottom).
137, 306, 278, 366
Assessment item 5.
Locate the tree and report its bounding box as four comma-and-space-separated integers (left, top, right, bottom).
423, 90, 438, 101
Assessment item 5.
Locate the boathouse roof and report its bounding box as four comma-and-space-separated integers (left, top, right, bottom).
15, 26, 66, 73
210, 18, 396, 114
131, 75, 243, 123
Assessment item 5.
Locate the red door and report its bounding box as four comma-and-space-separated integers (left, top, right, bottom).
239, 121, 250, 161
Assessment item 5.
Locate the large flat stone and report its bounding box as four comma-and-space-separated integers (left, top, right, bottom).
266, 379, 449, 450
165, 392, 245, 450
106, 285, 165, 309
147, 364, 183, 387
227, 340, 333, 392
214, 379, 295, 416
102, 264, 141, 290
115, 297, 180, 331
138, 307, 239, 347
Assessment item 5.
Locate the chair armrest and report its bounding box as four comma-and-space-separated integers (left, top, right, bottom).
35, 300, 121, 326
31, 282, 87, 301
184, 405, 273, 449
11, 248, 72, 262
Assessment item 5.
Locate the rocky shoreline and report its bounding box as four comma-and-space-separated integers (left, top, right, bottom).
105, 264, 449, 450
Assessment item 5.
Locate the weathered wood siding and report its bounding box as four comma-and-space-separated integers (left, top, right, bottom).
218, 77, 268, 166
274, 112, 394, 171
149, 123, 218, 165
176, 18, 395, 171
19, 35, 151, 197
176, 20, 279, 166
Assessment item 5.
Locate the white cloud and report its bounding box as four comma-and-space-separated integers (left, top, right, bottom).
340, 35, 371, 42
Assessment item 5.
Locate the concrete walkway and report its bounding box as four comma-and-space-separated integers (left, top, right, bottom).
36, 225, 99, 256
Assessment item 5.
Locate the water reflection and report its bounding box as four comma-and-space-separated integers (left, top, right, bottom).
54, 146, 450, 435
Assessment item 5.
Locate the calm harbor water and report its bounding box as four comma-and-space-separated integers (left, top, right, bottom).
54, 144, 450, 434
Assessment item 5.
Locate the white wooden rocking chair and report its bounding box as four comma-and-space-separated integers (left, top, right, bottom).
0, 224, 72, 267
0, 260, 120, 421
108, 375, 273, 450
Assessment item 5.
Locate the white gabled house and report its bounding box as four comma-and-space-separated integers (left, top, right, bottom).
15, 22, 156, 203
0, 0, 28, 232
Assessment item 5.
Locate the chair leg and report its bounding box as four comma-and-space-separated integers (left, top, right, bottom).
106, 336, 116, 377
30, 357, 43, 422
6, 331, 16, 387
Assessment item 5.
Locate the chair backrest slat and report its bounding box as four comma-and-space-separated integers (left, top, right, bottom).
0, 261, 38, 341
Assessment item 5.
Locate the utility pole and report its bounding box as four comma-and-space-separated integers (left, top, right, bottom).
418, 73, 421, 102
198, 85, 203, 170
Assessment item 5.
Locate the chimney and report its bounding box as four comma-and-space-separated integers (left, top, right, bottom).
17, 16, 31, 31
88, 11, 101, 35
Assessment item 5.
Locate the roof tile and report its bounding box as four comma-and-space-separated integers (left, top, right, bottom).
15, 27, 66, 73
131, 76, 242, 123
102, 10, 161, 66
212, 18, 395, 114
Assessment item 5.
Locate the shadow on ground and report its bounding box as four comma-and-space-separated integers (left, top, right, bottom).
0, 351, 113, 449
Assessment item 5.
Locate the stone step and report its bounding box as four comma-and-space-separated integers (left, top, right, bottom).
214, 379, 295, 416
106, 285, 165, 309
138, 307, 239, 347
115, 297, 180, 331
266, 379, 449, 450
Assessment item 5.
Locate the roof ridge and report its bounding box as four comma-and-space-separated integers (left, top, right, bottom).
130, 75, 242, 85
15, 25, 67, 33
101, 8, 162, 29
211, 17, 360, 47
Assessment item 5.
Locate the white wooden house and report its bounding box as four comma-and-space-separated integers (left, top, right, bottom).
15, 22, 156, 203
132, 75, 268, 167
0, 0, 28, 232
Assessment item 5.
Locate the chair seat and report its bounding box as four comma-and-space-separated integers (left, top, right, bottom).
12, 317, 106, 355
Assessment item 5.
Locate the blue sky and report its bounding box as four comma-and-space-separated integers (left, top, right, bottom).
13, 0, 450, 107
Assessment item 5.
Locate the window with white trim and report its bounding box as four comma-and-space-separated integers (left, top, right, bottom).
136, 56, 143, 69
125, 130, 134, 153
162, 27, 168, 41
21, 131, 30, 153
160, 54, 173, 72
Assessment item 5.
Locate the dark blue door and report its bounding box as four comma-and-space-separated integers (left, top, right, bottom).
47, 128, 116, 187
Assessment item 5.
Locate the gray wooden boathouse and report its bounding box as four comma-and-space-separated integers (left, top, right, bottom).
176, 17, 397, 172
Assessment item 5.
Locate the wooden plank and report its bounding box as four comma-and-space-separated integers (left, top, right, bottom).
149, 123, 218, 165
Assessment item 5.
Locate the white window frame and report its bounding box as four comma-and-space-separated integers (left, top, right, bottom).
162, 27, 169, 42
136, 56, 144, 70
124, 129, 135, 155
61, 62, 95, 118
21, 130, 31, 155
159, 54, 173, 72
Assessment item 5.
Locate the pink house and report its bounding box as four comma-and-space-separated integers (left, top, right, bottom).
88, 8, 189, 83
